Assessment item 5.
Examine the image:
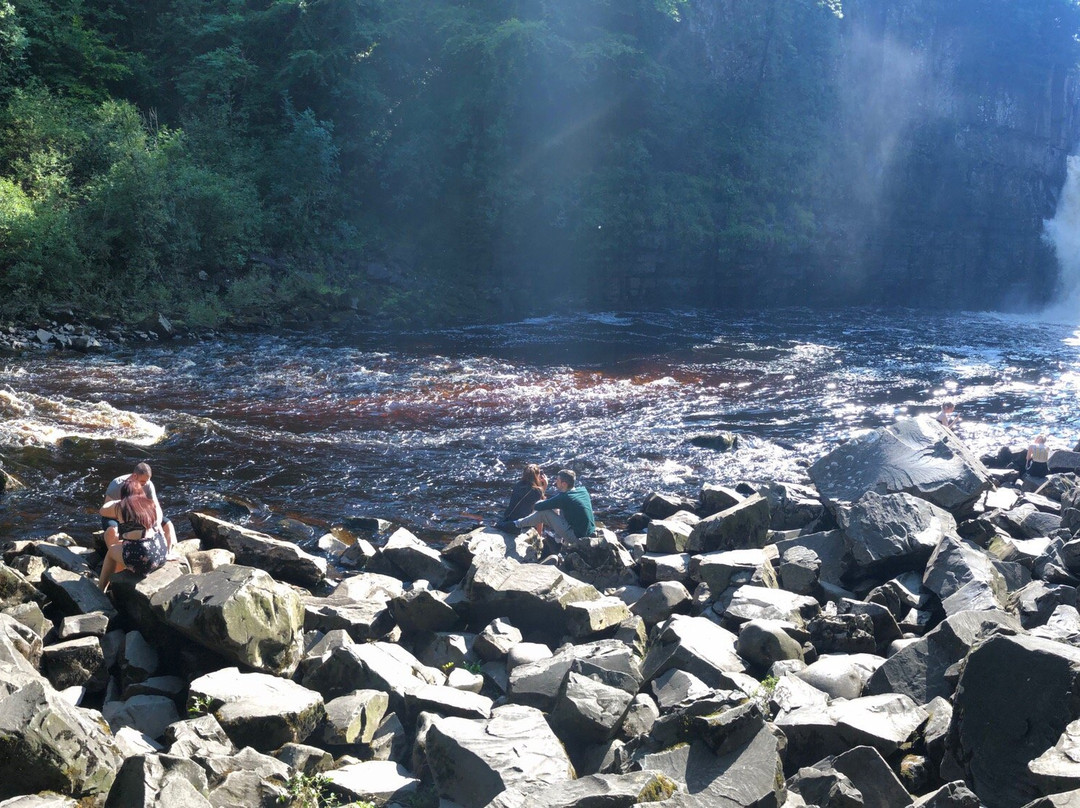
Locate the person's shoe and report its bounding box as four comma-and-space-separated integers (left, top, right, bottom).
494, 519, 518, 534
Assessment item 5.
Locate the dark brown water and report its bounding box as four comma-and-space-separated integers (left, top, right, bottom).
1, 308, 1078, 543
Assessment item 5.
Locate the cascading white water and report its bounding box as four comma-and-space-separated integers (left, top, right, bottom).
1044, 154, 1080, 313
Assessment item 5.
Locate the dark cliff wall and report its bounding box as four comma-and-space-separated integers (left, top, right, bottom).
607, 0, 1080, 312
825, 0, 1080, 310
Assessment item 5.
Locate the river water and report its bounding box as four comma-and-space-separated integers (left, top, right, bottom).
1, 308, 1078, 544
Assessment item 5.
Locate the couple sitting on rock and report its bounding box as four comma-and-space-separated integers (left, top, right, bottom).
97, 462, 177, 591
497, 465, 595, 559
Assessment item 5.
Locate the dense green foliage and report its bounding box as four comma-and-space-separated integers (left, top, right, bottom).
0, 0, 1078, 325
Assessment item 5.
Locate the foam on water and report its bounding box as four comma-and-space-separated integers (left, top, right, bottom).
0, 389, 165, 448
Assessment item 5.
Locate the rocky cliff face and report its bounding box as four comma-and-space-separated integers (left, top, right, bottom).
648, 0, 1080, 312
823, 0, 1080, 310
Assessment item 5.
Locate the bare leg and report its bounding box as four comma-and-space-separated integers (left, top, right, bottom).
163, 521, 177, 551
98, 544, 123, 592
104, 526, 127, 573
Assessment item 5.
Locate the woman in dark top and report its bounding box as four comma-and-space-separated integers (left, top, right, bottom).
98, 479, 171, 591
503, 464, 547, 522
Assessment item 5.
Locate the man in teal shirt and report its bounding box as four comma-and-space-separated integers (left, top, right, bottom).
501, 469, 595, 542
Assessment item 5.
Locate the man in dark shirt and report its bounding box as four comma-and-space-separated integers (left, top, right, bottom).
500, 469, 595, 542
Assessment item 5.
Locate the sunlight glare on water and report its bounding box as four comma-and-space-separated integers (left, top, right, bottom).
2, 307, 1080, 539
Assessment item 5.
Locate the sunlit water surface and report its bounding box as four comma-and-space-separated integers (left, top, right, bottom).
2, 308, 1079, 543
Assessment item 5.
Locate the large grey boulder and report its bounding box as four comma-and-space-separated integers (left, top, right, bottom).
794, 653, 883, 700
775, 530, 852, 590
641, 615, 753, 693
320, 689, 389, 746
441, 525, 543, 568
302, 592, 394, 641
42, 636, 107, 691
548, 670, 635, 745
630, 581, 691, 626
1029, 718, 1080, 794
837, 491, 958, 576
416, 704, 575, 808
188, 667, 325, 752
509, 639, 641, 712
687, 494, 771, 554
463, 558, 601, 637
189, 512, 327, 588
324, 760, 419, 805
0, 563, 45, 610
102, 694, 179, 741
150, 565, 305, 676
923, 535, 1006, 605
736, 619, 805, 670
830, 744, 912, 808
164, 714, 236, 758
0, 680, 124, 801
103, 754, 212, 808
38, 567, 117, 621
944, 633, 1080, 808
389, 588, 461, 634
631, 707, 785, 808
808, 416, 993, 512
775, 693, 928, 772
866, 609, 1021, 705
691, 548, 777, 594
720, 584, 821, 629
646, 513, 697, 554
377, 527, 461, 588
300, 640, 441, 707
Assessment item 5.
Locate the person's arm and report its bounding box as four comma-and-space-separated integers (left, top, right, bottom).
534, 492, 567, 512
100, 500, 120, 519
1026, 446, 1034, 463
146, 481, 164, 525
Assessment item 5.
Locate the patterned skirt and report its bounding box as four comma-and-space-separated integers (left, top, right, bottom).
121, 529, 168, 576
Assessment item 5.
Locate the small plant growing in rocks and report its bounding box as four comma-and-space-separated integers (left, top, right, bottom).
277, 773, 347, 808
187, 694, 214, 717
752, 675, 780, 715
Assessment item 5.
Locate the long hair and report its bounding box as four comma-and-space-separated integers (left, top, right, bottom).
521, 464, 546, 495
118, 480, 156, 530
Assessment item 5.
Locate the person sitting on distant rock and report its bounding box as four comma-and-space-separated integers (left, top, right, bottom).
498, 469, 595, 551
1026, 434, 1051, 477
502, 464, 548, 523
934, 401, 958, 430
98, 479, 173, 591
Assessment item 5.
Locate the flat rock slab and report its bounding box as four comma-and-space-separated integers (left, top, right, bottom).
324, 760, 418, 805
490, 770, 677, 808
809, 416, 992, 512
642, 615, 751, 693
420, 704, 574, 808
189, 512, 327, 588
188, 667, 325, 752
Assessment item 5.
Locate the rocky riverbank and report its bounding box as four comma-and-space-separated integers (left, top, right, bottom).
0, 310, 191, 355
3, 415, 1080, 807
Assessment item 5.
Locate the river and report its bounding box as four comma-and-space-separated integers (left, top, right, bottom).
1, 308, 1078, 544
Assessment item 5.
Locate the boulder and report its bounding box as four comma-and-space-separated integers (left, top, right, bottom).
736, 619, 805, 670
0, 680, 124, 801
441, 525, 542, 568
509, 639, 641, 712
324, 759, 419, 805
463, 558, 601, 637
637, 553, 693, 587
189, 512, 327, 588
300, 641, 441, 707
641, 615, 752, 693
301, 592, 395, 642
691, 548, 777, 594
643, 492, 697, 520
389, 588, 461, 634
687, 494, 771, 553
0, 563, 46, 610
775, 530, 852, 589
699, 484, 743, 516
755, 480, 826, 531
489, 770, 677, 808
320, 689, 389, 745
37, 567, 116, 621
945, 633, 1080, 808
42, 636, 107, 691
630, 581, 691, 626
103, 754, 212, 808
565, 597, 632, 639
1029, 718, 1080, 794
923, 535, 1006, 605
830, 744, 912, 808
646, 513, 698, 554
188, 667, 325, 752
473, 618, 522, 661
549, 670, 635, 744
102, 694, 179, 740
808, 612, 876, 655
404, 683, 493, 721
911, 781, 982, 808
995, 504, 1064, 540
163, 714, 236, 758
416, 704, 575, 808
377, 527, 461, 588
808, 416, 992, 512
837, 491, 958, 576
720, 585, 821, 629
150, 565, 305, 676
865, 610, 1024, 705
559, 530, 638, 591
794, 653, 883, 700
776, 693, 928, 772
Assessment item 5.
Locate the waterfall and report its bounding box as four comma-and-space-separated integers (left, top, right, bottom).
1044, 154, 1080, 315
